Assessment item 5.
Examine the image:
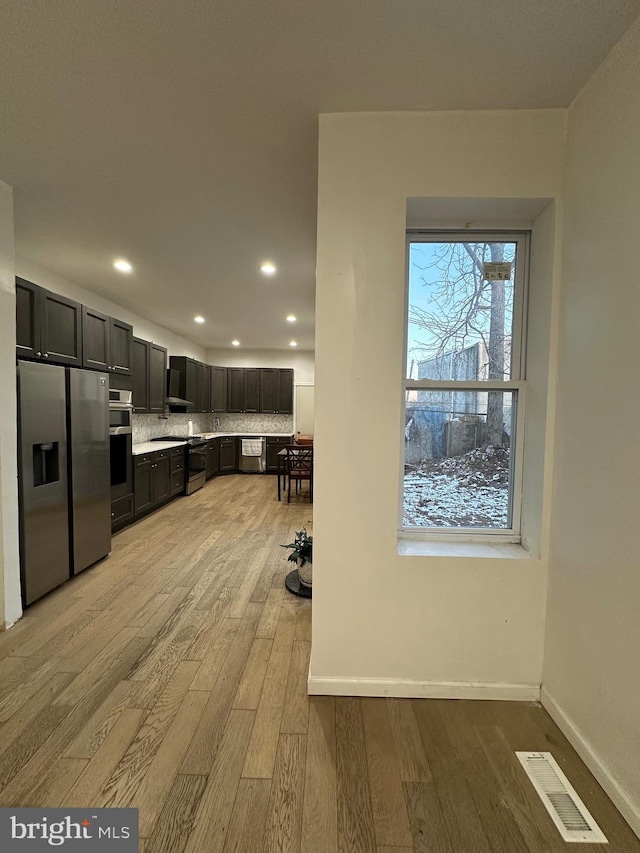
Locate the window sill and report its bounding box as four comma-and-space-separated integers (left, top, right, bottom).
397, 536, 532, 560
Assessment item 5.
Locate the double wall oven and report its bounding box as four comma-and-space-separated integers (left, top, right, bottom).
109, 389, 133, 500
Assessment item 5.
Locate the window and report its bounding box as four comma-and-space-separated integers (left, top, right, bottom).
402, 232, 528, 539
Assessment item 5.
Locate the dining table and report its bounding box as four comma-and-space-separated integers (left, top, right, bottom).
276, 446, 313, 501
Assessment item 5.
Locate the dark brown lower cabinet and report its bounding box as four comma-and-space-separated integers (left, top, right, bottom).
206, 439, 220, 479
111, 494, 134, 531
219, 437, 238, 472
266, 435, 292, 472
134, 450, 172, 517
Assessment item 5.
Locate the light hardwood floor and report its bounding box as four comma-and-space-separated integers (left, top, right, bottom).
1, 473, 638, 852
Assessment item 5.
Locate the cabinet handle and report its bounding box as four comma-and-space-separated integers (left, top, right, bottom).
36, 351, 42, 356
44, 353, 49, 358
111, 512, 115, 517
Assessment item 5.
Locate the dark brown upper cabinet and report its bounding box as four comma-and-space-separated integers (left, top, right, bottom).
131, 337, 150, 412
259, 368, 293, 414
110, 318, 133, 374
81, 307, 132, 375
16, 278, 40, 360
149, 343, 168, 413
210, 366, 227, 412
133, 339, 167, 414
227, 367, 259, 413
195, 361, 210, 413
16, 278, 82, 366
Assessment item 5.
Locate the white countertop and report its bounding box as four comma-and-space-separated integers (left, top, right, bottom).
132, 440, 187, 455
132, 433, 293, 456
197, 432, 293, 439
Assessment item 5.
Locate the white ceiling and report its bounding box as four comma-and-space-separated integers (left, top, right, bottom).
1, 1, 639, 352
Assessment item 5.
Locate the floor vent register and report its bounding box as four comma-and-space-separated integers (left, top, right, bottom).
516, 751, 608, 844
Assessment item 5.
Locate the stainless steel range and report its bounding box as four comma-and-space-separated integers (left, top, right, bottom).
151, 435, 208, 495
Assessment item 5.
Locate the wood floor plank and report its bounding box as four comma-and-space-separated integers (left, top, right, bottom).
301, 697, 338, 853
136, 690, 210, 837
183, 709, 256, 852
99, 660, 200, 809
387, 699, 433, 784
134, 586, 192, 638
64, 680, 134, 759
335, 697, 377, 853
27, 757, 88, 808
0, 672, 74, 757
361, 698, 413, 848
263, 733, 306, 853
403, 780, 452, 853
189, 617, 240, 692
233, 637, 273, 710
145, 774, 208, 853
222, 778, 272, 853
0, 702, 73, 800
280, 639, 311, 735
413, 700, 493, 853
63, 708, 147, 807
255, 587, 285, 639
242, 602, 296, 778
180, 603, 261, 775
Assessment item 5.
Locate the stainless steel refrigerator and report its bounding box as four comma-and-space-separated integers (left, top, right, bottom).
17, 361, 111, 605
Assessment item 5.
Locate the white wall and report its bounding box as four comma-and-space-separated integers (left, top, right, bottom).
312, 110, 566, 697
207, 347, 315, 384
0, 181, 22, 628
16, 257, 207, 361
543, 18, 640, 833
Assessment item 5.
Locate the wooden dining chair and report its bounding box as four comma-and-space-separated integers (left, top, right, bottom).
285, 444, 313, 503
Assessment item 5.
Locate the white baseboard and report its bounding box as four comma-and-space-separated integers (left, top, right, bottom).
541, 687, 640, 840
307, 676, 540, 702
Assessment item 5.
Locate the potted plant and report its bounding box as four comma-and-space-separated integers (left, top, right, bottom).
282, 527, 313, 588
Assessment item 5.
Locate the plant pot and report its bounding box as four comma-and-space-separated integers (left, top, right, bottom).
297, 558, 312, 588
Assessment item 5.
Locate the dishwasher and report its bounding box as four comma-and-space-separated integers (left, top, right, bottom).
239, 437, 266, 473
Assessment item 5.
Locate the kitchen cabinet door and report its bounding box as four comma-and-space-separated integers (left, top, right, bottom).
195, 361, 206, 412
149, 343, 167, 413
152, 455, 171, 504
275, 369, 294, 414
201, 364, 211, 413
185, 359, 197, 412
243, 368, 260, 413
110, 317, 133, 374
266, 436, 291, 472
211, 438, 220, 474
131, 337, 150, 412
219, 438, 238, 472
16, 278, 41, 359
259, 369, 277, 413
41, 290, 83, 366
206, 440, 218, 479
82, 306, 110, 371
134, 458, 153, 515
210, 366, 227, 412
227, 368, 243, 412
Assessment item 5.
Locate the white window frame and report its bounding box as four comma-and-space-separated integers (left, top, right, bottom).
400, 230, 530, 543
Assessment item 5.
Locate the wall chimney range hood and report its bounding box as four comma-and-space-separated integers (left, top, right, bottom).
166, 367, 193, 410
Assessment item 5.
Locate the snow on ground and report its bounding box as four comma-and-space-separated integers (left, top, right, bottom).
403, 445, 510, 528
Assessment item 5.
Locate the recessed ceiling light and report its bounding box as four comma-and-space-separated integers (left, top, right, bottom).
194, 316, 205, 324
286, 315, 296, 322
260, 262, 276, 276
114, 259, 133, 273
289, 340, 298, 347
232, 340, 240, 346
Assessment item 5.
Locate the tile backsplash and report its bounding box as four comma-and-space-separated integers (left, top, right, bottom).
132, 412, 294, 444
